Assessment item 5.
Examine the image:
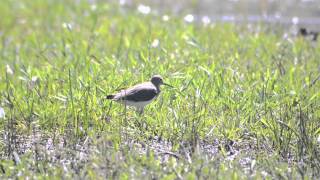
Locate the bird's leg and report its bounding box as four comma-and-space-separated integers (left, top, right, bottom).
137, 107, 144, 115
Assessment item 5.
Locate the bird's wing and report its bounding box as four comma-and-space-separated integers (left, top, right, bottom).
114, 83, 158, 102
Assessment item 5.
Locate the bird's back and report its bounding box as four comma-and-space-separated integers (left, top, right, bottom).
113, 82, 159, 102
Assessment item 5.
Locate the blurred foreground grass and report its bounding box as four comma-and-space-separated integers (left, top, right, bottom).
0, 0, 320, 179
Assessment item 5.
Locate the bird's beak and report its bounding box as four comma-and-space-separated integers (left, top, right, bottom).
163, 83, 173, 87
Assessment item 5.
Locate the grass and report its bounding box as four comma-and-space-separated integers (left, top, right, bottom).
0, 0, 320, 179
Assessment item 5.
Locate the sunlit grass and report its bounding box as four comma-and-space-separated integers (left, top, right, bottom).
0, 0, 320, 179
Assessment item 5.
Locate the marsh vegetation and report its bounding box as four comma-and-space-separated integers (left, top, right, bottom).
0, 0, 320, 179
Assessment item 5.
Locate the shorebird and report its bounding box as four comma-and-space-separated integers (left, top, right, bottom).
106, 75, 172, 114
299, 27, 318, 41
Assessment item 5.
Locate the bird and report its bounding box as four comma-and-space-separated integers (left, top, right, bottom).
299, 27, 318, 41
106, 75, 172, 114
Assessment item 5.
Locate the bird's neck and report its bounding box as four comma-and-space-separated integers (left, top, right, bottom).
155, 85, 161, 93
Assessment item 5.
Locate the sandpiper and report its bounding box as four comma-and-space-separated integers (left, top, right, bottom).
106, 75, 172, 114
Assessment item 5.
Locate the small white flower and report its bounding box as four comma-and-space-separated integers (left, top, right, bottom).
62, 22, 73, 30
170, 53, 175, 59
0, 107, 5, 119
65, 43, 71, 49
162, 15, 169, 21
292, 17, 299, 25
184, 14, 194, 23
6, 65, 13, 75
289, 90, 296, 95
294, 57, 298, 65
28, 76, 40, 89
91, 4, 97, 11
31, 76, 39, 83
261, 171, 268, 177
151, 39, 159, 48
282, 33, 289, 39
137, 4, 151, 15
202, 16, 211, 25
119, 0, 126, 6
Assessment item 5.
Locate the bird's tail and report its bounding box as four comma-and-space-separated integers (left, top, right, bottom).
106, 95, 115, 99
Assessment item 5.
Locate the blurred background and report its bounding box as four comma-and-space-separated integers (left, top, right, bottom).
111, 0, 320, 29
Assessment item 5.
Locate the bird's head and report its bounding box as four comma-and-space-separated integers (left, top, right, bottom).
299, 28, 307, 35
151, 75, 172, 87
